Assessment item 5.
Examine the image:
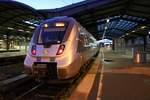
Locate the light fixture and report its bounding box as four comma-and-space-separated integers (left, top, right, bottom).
106, 18, 110, 23
26, 31, 30, 33
126, 33, 129, 35
105, 26, 108, 30
122, 35, 125, 37
18, 29, 24, 32
3, 35, 7, 37
29, 26, 35, 29
44, 24, 48, 28
24, 20, 38, 26
7, 27, 14, 30
141, 26, 146, 29
55, 22, 65, 27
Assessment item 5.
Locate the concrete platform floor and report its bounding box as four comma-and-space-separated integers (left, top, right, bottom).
0, 51, 26, 58
69, 48, 150, 100
98, 48, 150, 100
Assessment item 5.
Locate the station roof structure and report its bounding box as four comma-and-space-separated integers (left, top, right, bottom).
0, 0, 43, 39
39, 0, 150, 40
0, 0, 150, 40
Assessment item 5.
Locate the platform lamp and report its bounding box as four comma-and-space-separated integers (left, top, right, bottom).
106, 18, 110, 23
148, 31, 150, 38
102, 18, 110, 39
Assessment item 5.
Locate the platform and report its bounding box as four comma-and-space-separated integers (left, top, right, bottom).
69, 48, 150, 100
0, 51, 26, 58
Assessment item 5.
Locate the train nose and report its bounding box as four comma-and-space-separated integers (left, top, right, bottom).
43, 49, 49, 55
35, 45, 60, 57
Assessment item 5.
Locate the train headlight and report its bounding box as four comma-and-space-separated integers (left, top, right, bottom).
56, 45, 65, 55
31, 45, 36, 55
55, 22, 65, 27
44, 24, 48, 28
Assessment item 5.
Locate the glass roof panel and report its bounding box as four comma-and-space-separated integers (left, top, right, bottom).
97, 15, 147, 38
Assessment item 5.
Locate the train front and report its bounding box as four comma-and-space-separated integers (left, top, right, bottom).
24, 17, 77, 80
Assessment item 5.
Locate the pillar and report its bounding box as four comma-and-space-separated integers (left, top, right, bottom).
112, 39, 115, 51
6, 34, 9, 51
25, 36, 28, 52
143, 36, 147, 52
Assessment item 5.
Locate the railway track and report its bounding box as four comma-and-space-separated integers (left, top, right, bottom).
14, 71, 85, 100
0, 74, 38, 100
16, 58, 96, 100
0, 76, 81, 100
15, 82, 69, 100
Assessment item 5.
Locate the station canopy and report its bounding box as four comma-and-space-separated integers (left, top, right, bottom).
39, 0, 150, 40
0, 0, 43, 39
0, 0, 150, 40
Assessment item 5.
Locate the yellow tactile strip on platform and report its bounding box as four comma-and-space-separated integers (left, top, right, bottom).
69, 54, 102, 100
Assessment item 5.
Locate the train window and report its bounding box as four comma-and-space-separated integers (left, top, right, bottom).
33, 22, 68, 44
77, 30, 87, 52
86, 32, 95, 43
39, 28, 65, 44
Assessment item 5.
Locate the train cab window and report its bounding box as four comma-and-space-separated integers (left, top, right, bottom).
39, 28, 65, 44
33, 22, 68, 44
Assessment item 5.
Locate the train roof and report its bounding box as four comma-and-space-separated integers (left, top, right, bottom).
42, 16, 76, 24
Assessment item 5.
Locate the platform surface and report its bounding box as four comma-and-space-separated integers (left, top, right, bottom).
69, 48, 150, 100
0, 51, 26, 58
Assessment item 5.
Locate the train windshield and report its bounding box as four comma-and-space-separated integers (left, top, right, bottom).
35, 22, 68, 44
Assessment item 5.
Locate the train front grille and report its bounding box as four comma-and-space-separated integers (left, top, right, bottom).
33, 62, 57, 79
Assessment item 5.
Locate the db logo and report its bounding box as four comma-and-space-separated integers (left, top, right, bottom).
43, 49, 49, 55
